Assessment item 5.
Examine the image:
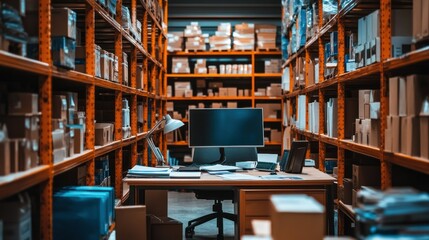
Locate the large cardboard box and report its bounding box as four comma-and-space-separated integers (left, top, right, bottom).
6, 115, 40, 141
389, 77, 399, 116
270, 194, 324, 240
406, 75, 423, 116
421, 117, 429, 159
51, 8, 77, 39
52, 36, 76, 69
352, 164, 380, 189
391, 116, 401, 152
115, 205, 147, 240
404, 116, 420, 156
414, 0, 423, 40
0, 193, 32, 240
95, 123, 113, 146
147, 215, 182, 240
8, 93, 38, 115
145, 190, 168, 217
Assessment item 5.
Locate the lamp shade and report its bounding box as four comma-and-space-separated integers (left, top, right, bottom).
163, 114, 184, 134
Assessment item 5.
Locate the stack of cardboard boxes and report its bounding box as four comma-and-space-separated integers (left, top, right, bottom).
184, 22, 206, 51
167, 32, 184, 52
413, 0, 429, 43
256, 24, 277, 50
233, 23, 255, 51
171, 57, 190, 74
264, 59, 282, 73
354, 90, 380, 147
0, 192, 32, 239
209, 23, 232, 51
386, 75, 429, 159
0, 93, 40, 175
51, 8, 77, 69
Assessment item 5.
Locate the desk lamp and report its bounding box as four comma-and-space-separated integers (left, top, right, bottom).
146, 114, 184, 166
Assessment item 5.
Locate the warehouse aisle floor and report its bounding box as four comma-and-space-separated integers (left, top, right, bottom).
168, 190, 236, 240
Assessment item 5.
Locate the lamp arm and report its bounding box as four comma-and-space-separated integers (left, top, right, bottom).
147, 136, 165, 165
146, 117, 166, 137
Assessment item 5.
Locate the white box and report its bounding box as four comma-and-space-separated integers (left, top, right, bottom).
391, 36, 412, 58
270, 195, 324, 240
370, 102, 380, 119
358, 16, 366, 45
398, 76, 407, 116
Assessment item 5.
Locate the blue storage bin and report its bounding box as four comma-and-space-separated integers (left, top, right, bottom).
64, 186, 115, 224
53, 190, 109, 240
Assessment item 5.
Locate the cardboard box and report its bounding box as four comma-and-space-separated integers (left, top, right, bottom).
270, 195, 324, 240
404, 116, 420, 156
52, 36, 76, 69
52, 95, 68, 120
6, 115, 40, 141
0, 132, 10, 176
406, 75, 423, 116
385, 116, 392, 152
95, 45, 102, 78
51, 8, 77, 39
421, 116, 429, 159
75, 46, 86, 73
352, 164, 380, 189
69, 124, 85, 154
398, 76, 407, 116
0, 193, 32, 240
391, 116, 401, 152
352, 189, 358, 208
115, 205, 147, 240
100, 50, 110, 80
414, 0, 423, 40
95, 123, 113, 146
423, 0, 429, 37
147, 215, 182, 240
8, 93, 38, 115
145, 190, 168, 217
389, 77, 399, 116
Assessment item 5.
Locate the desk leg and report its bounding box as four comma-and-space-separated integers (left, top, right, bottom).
326, 184, 334, 235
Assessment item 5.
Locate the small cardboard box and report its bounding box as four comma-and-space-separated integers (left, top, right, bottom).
51, 8, 77, 39
147, 215, 182, 240
6, 115, 40, 141
95, 123, 113, 146
270, 194, 324, 240
8, 93, 38, 115
52, 36, 76, 69
115, 205, 147, 240
0, 135, 10, 176
52, 95, 68, 120
352, 164, 380, 189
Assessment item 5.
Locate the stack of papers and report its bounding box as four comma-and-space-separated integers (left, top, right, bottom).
127, 165, 172, 178
200, 164, 241, 172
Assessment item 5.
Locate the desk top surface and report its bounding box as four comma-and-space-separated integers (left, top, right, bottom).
123, 167, 335, 187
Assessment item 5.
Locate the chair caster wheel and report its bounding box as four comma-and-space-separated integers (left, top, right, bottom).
185, 227, 195, 238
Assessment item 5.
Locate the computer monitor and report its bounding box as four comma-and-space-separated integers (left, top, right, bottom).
223, 147, 257, 166
188, 108, 264, 148
284, 140, 309, 173
188, 108, 264, 164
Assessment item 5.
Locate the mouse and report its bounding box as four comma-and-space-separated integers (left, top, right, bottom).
270, 172, 277, 175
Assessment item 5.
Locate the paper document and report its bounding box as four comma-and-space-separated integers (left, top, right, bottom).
219, 173, 260, 180
128, 165, 172, 177
257, 153, 278, 163
259, 175, 302, 180
169, 171, 201, 178
200, 164, 241, 172
129, 165, 171, 172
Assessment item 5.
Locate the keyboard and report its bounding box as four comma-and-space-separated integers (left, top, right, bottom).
255, 161, 277, 171
177, 165, 201, 172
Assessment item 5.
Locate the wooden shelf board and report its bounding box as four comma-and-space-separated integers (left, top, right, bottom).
53, 150, 94, 176
95, 140, 122, 157
293, 128, 320, 141
122, 136, 137, 146
318, 78, 338, 90
168, 51, 253, 57
320, 134, 339, 146
385, 152, 429, 175
136, 132, 147, 141
340, 139, 381, 159
90, 0, 121, 33
122, 85, 136, 95
0, 165, 50, 200
303, 83, 320, 94
265, 142, 282, 146
94, 78, 122, 91
135, 90, 150, 97
254, 96, 282, 100
338, 63, 381, 84
167, 74, 252, 78
264, 118, 282, 123
384, 46, 429, 71
254, 73, 282, 77
254, 51, 281, 56
167, 141, 188, 146
338, 200, 355, 220
319, 15, 338, 37
0, 50, 50, 75
52, 69, 94, 84
168, 96, 252, 101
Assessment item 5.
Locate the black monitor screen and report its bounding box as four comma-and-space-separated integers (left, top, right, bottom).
188, 108, 264, 148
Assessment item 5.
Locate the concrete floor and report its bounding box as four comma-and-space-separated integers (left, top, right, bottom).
168, 191, 236, 240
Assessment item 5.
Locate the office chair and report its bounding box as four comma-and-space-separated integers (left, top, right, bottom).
185, 147, 238, 239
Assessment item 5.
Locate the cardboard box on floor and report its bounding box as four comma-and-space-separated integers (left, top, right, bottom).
147, 215, 182, 240
115, 205, 147, 240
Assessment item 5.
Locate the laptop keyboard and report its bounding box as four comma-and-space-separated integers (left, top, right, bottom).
255, 161, 277, 171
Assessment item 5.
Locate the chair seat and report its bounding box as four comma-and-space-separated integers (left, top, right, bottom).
194, 190, 234, 201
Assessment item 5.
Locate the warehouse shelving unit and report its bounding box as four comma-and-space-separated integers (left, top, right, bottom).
0, 0, 167, 239
166, 50, 284, 161
281, 0, 429, 236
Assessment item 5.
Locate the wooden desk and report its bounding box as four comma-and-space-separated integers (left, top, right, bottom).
123, 167, 335, 238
